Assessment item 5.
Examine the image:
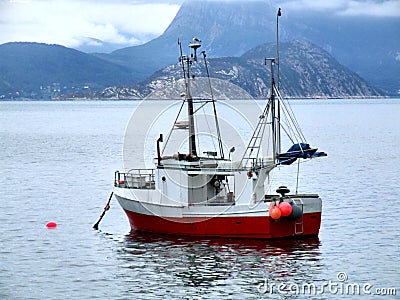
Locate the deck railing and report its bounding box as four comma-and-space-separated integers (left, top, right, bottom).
114, 169, 155, 189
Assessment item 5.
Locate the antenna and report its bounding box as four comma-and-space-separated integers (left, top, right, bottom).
189, 37, 202, 61
276, 8, 281, 90
181, 37, 200, 157
276, 8, 282, 155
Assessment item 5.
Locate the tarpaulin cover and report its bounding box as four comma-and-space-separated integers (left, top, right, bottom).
278, 143, 326, 165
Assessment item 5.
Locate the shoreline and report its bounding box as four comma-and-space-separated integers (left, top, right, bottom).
0, 95, 396, 102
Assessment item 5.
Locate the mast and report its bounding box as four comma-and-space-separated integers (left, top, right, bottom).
187, 41, 202, 157
178, 38, 199, 157
268, 58, 277, 163
241, 9, 283, 167
268, 8, 283, 163
276, 7, 281, 90
175, 38, 225, 159
276, 7, 282, 155
185, 58, 197, 156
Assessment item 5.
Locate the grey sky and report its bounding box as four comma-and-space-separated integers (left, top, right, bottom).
1, 0, 399, 48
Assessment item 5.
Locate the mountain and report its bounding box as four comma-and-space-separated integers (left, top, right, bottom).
93, 41, 382, 99
92, 1, 282, 83
94, 0, 400, 96
1, 1, 398, 99
0, 42, 134, 99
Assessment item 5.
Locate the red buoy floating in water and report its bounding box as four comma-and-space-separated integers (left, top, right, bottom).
279, 201, 293, 217
269, 205, 281, 220
46, 221, 57, 228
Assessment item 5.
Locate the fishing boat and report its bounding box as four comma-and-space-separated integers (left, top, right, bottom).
112, 11, 326, 239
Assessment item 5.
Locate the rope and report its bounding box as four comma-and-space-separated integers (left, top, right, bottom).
93, 191, 114, 230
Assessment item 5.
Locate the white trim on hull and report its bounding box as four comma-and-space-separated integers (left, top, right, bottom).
113, 187, 322, 219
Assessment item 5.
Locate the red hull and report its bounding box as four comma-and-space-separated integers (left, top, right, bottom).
123, 209, 321, 239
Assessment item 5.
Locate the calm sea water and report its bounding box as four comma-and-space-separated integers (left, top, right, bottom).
1, 100, 399, 299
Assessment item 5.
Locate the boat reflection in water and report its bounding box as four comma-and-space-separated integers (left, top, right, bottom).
115, 232, 321, 296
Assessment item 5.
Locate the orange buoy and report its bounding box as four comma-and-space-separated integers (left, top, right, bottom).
279, 202, 293, 217
269, 205, 281, 220
46, 221, 57, 228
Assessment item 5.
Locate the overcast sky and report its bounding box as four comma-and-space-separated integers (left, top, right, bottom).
1, 0, 399, 50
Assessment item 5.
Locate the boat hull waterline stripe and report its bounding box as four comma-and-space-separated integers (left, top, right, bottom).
122, 209, 321, 238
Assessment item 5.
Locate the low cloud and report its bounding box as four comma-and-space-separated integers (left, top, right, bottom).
0, 0, 180, 47
1, 0, 398, 50
284, 0, 400, 17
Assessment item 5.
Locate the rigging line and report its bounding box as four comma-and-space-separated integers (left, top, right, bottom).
162, 100, 186, 154
241, 98, 272, 165
279, 121, 297, 145
262, 89, 274, 159
244, 121, 262, 161
201, 105, 218, 154
240, 98, 272, 166
202, 51, 225, 159
282, 99, 305, 142
277, 77, 288, 100
193, 98, 208, 114
162, 37, 189, 154
178, 37, 189, 96
275, 86, 305, 141
194, 107, 200, 152
286, 103, 306, 142
279, 107, 303, 143
285, 121, 303, 145
274, 86, 306, 141
295, 158, 300, 194
255, 107, 270, 159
